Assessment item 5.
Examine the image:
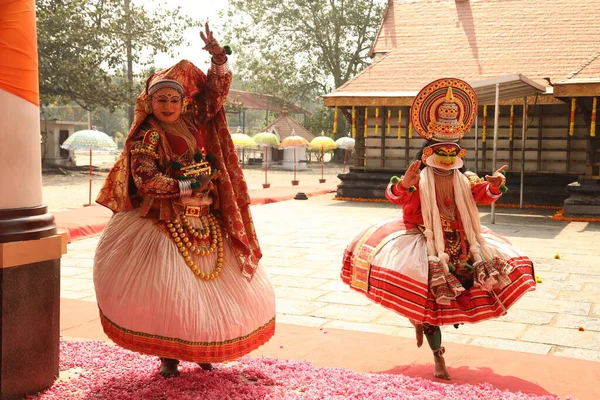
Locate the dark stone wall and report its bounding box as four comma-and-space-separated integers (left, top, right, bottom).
564, 179, 600, 216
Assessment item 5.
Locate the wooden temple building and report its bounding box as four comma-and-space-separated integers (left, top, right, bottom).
225, 89, 309, 134
323, 0, 600, 216
262, 108, 315, 170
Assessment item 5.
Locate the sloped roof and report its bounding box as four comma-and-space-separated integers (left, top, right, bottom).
326, 0, 600, 103
263, 112, 315, 142
566, 52, 600, 81
226, 90, 310, 114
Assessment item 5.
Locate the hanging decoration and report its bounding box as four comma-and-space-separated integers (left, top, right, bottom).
386, 109, 391, 136
333, 106, 338, 134
397, 109, 402, 140
482, 105, 488, 142
351, 106, 356, 138
408, 107, 413, 138
364, 107, 369, 138
374, 108, 380, 135
569, 97, 576, 136
509, 105, 514, 141
591, 97, 597, 138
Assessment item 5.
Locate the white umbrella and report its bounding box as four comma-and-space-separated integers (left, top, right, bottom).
280, 130, 310, 185
335, 135, 355, 173
61, 129, 117, 206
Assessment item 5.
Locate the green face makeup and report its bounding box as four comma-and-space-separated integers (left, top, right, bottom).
433, 146, 458, 168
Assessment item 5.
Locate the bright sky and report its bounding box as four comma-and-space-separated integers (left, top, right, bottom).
139, 0, 231, 69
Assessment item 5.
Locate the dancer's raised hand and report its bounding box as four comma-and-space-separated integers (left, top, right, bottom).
402, 160, 422, 188
200, 22, 224, 57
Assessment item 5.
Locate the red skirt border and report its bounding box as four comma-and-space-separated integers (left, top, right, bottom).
99, 308, 275, 363
342, 254, 535, 326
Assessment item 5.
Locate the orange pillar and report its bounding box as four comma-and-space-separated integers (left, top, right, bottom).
0, 1, 63, 398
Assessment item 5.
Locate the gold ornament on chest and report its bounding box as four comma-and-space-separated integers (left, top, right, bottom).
164, 210, 224, 281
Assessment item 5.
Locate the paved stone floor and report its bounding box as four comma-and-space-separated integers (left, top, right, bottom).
61, 194, 600, 363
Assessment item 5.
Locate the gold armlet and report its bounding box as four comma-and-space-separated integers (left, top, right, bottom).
131, 129, 160, 159
131, 148, 159, 160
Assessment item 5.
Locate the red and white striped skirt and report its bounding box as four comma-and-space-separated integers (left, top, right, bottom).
341, 217, 535, 326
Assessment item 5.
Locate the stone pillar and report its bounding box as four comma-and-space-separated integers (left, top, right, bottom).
0, 1, 63, 399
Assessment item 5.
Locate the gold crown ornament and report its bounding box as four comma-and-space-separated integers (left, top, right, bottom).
410, 78, 477, 143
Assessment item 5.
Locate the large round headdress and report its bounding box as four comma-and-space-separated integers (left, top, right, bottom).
410, 78, 477, 143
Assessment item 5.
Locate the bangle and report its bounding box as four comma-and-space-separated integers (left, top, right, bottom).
210, 58, 230, 75
178, 180, 192, 198
211, 55, 227, 65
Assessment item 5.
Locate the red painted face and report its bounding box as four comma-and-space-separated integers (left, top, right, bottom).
151, 88, 182, 124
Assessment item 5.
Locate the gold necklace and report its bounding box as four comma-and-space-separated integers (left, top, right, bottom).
165, 214, 224, 281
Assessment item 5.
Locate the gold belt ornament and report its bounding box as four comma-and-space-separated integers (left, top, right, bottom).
184, 205, 210, 217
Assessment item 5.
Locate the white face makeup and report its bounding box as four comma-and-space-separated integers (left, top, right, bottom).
151, 88, 182, 124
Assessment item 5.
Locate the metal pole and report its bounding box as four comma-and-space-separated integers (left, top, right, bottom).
242, 109, 246, 134
474, 113, 479, 174
88, 149, 92, 206
520, 96, 527, 208
491, 83, 500, 224
264, 146, 268, 185
321, 146, 324, 181
125, 0, 134, 126
87, 111, 93, 205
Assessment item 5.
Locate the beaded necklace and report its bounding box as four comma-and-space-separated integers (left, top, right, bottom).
164, 213, 224, 281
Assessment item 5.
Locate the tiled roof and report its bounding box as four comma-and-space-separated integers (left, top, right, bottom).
329, 0, 600, 97
566, 52, 600, 81
263, 112, 316, 142
226, 90, 309, 114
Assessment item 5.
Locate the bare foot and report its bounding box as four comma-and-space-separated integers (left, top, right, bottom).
198, 363, 213, 371
414, 324, 424, 348
433, 352, 450, 380
159, 358, 180, 378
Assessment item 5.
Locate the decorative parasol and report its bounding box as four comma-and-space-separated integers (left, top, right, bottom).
231, 132, 257, 166
309, 132, 337, 183
252, 131, 280, 188
280, 130, 309, 185
60, 129, 117, 206
231, 133, 257, 149
335, 135, 356, 173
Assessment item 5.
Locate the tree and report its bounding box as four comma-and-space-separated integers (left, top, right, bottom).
221, 0, 385, 104
37, 0, 196, 113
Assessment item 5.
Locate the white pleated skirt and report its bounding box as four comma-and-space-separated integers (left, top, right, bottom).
93, 209, 276, 362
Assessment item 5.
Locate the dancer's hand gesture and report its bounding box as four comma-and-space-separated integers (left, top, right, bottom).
200, 22, 224, 58
402, 160, 421, 188
485, 165, 507, 188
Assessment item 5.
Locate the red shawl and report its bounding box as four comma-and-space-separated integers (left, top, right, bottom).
97, 60, 261, 280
